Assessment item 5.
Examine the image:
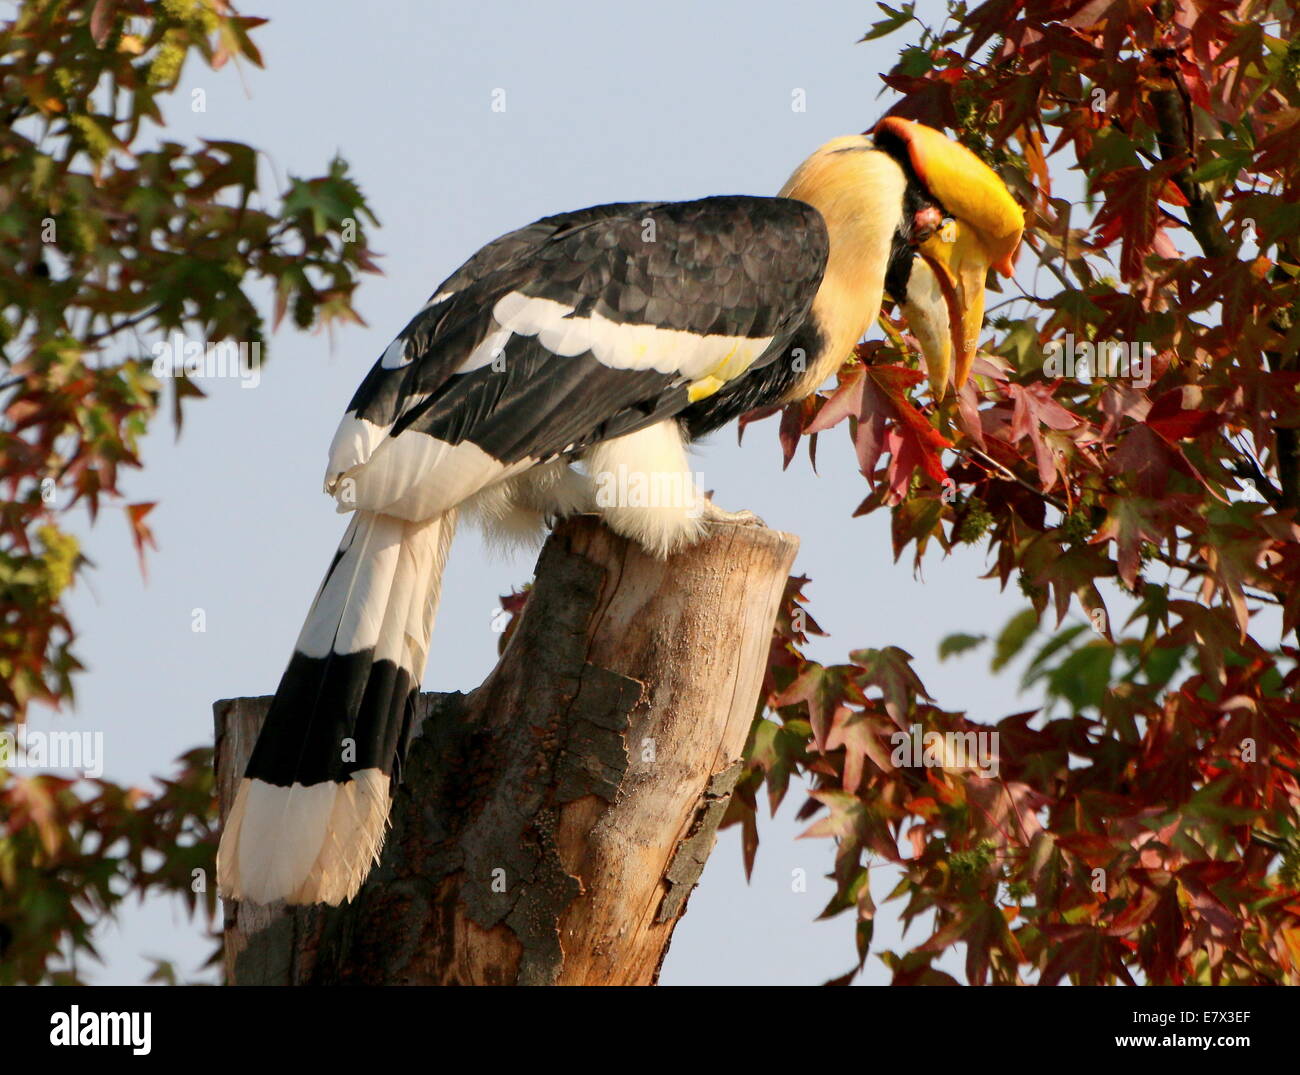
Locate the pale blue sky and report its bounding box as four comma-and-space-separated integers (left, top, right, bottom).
35, 0, 1089, 984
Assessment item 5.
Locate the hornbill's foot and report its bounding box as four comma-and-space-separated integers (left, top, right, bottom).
698, 499, 767, 529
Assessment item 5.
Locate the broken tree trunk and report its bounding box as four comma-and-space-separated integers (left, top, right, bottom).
214, 514, 798, 985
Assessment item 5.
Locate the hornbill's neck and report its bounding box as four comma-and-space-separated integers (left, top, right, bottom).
777, 135, 909, 399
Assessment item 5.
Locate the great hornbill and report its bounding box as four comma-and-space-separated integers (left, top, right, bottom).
217, 118, 1023, 906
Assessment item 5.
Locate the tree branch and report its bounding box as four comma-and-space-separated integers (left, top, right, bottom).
1148, 57, 1233, 260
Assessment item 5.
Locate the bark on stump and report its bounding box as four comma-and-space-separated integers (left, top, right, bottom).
214, 515, 798, 985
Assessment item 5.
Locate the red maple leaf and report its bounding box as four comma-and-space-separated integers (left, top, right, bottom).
1008, 382, 1083, 490
125, 502, 157, 578
809, 363, 951, 503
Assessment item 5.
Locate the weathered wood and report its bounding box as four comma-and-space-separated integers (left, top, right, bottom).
215, 515, 798, 985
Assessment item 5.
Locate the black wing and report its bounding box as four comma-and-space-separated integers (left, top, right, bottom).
327, 195, 828, 514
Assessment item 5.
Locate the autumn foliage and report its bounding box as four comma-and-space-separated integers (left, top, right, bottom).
0, 1, 377, 982
733, 0, 1300, 984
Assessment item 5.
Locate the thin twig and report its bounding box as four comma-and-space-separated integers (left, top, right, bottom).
964, 445, 1070, 512
84, 304, 162, 346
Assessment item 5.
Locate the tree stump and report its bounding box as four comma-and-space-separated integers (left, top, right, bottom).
215, 515, 798, 985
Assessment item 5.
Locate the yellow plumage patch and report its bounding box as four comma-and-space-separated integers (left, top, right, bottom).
687, 375, 726, 402
685, 340, 766, 402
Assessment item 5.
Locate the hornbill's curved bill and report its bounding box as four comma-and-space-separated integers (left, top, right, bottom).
872, 116, 1024, 393
217, 121, 1024, 907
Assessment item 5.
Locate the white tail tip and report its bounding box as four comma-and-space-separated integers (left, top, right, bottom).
217, 770, 391, 906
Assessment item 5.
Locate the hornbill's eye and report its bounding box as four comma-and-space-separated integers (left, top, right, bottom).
911, 206, 945, 244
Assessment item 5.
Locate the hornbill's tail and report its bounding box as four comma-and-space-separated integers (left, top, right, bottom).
217, 508, 457, 905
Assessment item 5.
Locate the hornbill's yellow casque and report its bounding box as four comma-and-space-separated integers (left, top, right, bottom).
217, 118, 1023, 906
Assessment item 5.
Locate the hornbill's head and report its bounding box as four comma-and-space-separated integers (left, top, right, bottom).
780, 118, 1023, 397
